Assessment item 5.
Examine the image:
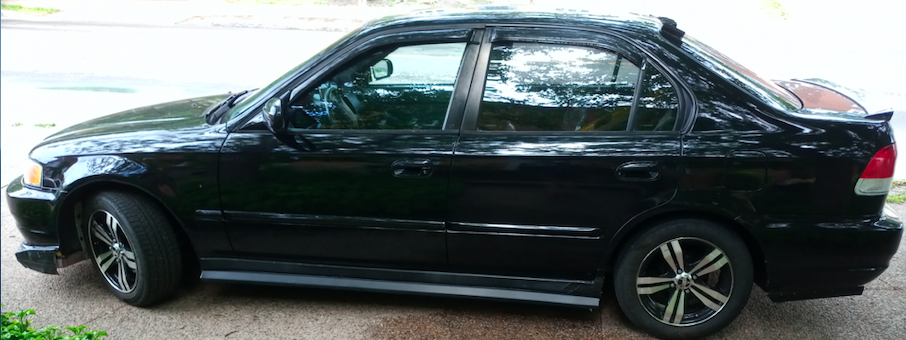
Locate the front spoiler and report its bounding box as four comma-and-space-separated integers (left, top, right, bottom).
15, 243, 85, 274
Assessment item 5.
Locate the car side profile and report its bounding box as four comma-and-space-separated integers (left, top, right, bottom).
7, 8, 903, 340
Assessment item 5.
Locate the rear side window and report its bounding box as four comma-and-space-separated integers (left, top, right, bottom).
477, 42, 678, 132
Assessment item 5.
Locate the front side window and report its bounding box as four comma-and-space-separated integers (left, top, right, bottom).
290, 42, 467, 130
477, 42, 680, 132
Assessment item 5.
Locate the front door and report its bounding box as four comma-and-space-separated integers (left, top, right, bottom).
447, 27, 685, 279
219, 33, 477, 269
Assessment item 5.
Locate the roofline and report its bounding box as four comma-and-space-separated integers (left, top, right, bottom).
359, 6, 668, 35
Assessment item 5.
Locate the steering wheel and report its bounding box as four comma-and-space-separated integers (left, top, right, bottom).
325, 86, 360, 129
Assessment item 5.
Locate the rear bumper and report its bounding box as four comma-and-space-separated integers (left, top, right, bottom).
752, 206, 903, 301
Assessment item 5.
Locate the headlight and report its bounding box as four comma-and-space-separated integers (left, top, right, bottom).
23, 160, 43, 187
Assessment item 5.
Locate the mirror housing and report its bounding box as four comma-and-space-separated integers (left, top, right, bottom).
371, 59, 393, 81
262, 97, 286, 132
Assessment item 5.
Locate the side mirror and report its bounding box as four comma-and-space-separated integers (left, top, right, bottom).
371, 59, 393, 81
262, 97, 285, 132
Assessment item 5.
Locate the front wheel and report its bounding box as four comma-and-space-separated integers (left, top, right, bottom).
614, 219, 753, 339
82, 191, 182, 306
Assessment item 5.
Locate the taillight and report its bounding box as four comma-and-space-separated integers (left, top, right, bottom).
855, 144, 897, 196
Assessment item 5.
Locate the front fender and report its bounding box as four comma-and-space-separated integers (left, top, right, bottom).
47, 152, 230, 258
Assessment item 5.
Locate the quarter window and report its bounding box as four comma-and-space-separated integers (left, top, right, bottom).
290, 43, 467, 130
633, 63, 680, 131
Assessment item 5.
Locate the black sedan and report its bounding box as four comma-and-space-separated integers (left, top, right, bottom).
6, 8, 903, 340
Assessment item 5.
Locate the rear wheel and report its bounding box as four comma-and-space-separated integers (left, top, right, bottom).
614, 219, 753, 339
82, 191, 182, 306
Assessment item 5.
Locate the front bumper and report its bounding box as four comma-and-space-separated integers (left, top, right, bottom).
15, 243, 85, 274
6, 176, 84, 274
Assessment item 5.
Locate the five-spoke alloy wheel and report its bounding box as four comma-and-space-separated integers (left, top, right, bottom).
82, 191, 183, 306
87, 210, 139, 293
615, 219, 753, 340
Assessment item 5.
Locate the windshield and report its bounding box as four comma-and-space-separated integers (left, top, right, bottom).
226, 28, 363, 122
681, 35, 802, 111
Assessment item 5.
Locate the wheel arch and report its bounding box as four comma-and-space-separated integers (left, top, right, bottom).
602, 207, 767, 287
54, 178, 198, 269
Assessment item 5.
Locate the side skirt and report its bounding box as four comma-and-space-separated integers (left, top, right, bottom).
200, 258, 602, 308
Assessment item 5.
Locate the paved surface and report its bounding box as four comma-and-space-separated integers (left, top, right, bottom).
2, 1, 906, 339
2, 195, 904, 339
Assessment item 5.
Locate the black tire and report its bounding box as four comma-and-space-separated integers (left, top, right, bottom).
81, 191, 182, 306
614, 219, 753, 340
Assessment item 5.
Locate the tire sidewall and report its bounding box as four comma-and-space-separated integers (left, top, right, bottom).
82, 193, 151, 303
614, 219, 754, 340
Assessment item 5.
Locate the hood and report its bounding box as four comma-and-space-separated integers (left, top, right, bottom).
44, 94, 229, 144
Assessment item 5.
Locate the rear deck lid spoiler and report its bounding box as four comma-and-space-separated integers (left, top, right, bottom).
865, 110, 895, 122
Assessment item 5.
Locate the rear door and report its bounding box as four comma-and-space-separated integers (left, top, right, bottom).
446, 27, 685, 279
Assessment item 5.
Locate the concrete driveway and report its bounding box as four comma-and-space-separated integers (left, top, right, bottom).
2, 197, 904, 339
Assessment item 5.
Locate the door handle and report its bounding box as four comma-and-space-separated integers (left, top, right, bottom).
616, 161, 660, 182
391, 159, 433, 178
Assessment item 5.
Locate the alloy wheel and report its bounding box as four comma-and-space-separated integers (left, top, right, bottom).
87, 210, 138, 293
635, 237, 734, 326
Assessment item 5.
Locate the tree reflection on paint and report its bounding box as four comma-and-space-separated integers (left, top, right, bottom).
477, 42, 679, 132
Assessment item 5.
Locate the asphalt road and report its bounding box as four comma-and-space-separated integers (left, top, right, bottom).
1, 19, 905, 340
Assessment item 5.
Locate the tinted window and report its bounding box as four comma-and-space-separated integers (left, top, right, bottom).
682, 35, 800, 111
477, 42, 640, 132
633, 63, 679, 131
290, 43, 467, 130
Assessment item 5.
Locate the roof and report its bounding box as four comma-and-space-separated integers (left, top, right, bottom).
359, 6, 668, 36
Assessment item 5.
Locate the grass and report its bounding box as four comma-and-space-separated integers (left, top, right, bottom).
888, 181, 906, 203
0, 4, 60, 15
887, 193, 906, 203
34, 123, 56, 128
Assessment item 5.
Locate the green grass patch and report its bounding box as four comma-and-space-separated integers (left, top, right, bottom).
888, 181, 906, 203
34, 123, 56, 128
2, 307, 107, 339
11, 122, 23, 127
887, 192, 906, 203
0, 4, 60, 15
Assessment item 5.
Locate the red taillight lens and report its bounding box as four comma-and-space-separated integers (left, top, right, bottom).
855, 144, 897, 196
861, 144, 897, 179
